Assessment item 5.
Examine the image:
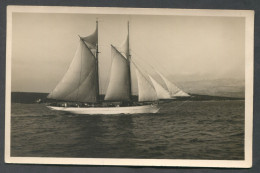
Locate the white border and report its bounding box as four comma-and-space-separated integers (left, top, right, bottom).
5, 6, 254, 168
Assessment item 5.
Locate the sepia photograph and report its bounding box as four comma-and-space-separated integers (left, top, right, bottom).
5, 6, 254, 167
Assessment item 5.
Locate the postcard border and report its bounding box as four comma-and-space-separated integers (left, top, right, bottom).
5, 6, 254, 168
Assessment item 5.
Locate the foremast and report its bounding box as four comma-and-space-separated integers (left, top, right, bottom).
126, 21, 132, 102
95, 20, 100, 102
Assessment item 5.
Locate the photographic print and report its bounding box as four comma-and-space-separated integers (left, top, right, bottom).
5, 6, 254, 167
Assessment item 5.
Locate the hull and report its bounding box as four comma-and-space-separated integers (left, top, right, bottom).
47, 104, 160, 115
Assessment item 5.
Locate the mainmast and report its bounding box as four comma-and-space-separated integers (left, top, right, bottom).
127, 21, 132, 102
96, 20, 100, 102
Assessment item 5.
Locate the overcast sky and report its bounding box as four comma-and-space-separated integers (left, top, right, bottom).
11, 13, 245, 93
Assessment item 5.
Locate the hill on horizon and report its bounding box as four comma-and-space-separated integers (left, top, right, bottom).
168, 77, 244, 98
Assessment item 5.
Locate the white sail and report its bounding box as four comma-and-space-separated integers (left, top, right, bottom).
157, 72, 190, 97
149, 75, 171, 99
47, 39, 98, 102
104, 45, 131, 101
135, 69, 157, 102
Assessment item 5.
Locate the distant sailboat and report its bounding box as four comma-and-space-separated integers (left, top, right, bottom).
46, 21, 160, 114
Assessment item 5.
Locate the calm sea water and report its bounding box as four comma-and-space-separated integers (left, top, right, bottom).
11, 100, 244, 160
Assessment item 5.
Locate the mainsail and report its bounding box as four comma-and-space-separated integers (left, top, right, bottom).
104, 45, 131, 101
135, 69, 157, 102
47, 24, 98, 102
157, 72, 190, 97
148, 75, 171, 99
105, 22, 132, 101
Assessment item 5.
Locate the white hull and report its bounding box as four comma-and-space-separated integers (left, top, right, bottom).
47, 104, 160, 115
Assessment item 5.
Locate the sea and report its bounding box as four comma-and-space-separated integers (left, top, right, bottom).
11, 99, 244, 160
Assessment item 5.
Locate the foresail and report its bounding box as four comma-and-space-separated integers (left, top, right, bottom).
157, 72, 190, 97
135, 69, 157, 102
47, 39, 97, 102
149, 75, 171, 99
104, 45, 131, 101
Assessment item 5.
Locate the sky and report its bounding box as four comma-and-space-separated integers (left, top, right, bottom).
11, 13, 245, 93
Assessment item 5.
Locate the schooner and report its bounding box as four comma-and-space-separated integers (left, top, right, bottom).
47, 21, 161, 114
46, 21, 189, 114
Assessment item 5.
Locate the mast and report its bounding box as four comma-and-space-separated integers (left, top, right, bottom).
95, 20, 100, 102
127, 21, 132, 102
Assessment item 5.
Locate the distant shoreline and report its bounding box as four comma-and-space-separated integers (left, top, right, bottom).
10, 92, 245, 104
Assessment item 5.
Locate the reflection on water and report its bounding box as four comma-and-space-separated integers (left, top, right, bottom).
11, 100, 244, 159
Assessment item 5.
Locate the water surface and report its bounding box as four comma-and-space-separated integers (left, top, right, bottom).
11, 100, 244, 160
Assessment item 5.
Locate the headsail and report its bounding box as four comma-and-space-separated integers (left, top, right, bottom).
157, 71, 190, 97
135, 69, 157, 102
47, 24, 99, 103
149, 75, 171, 99
104, 45, 131, 101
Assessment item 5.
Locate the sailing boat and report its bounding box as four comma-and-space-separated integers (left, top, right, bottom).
46, 21, 160, 115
